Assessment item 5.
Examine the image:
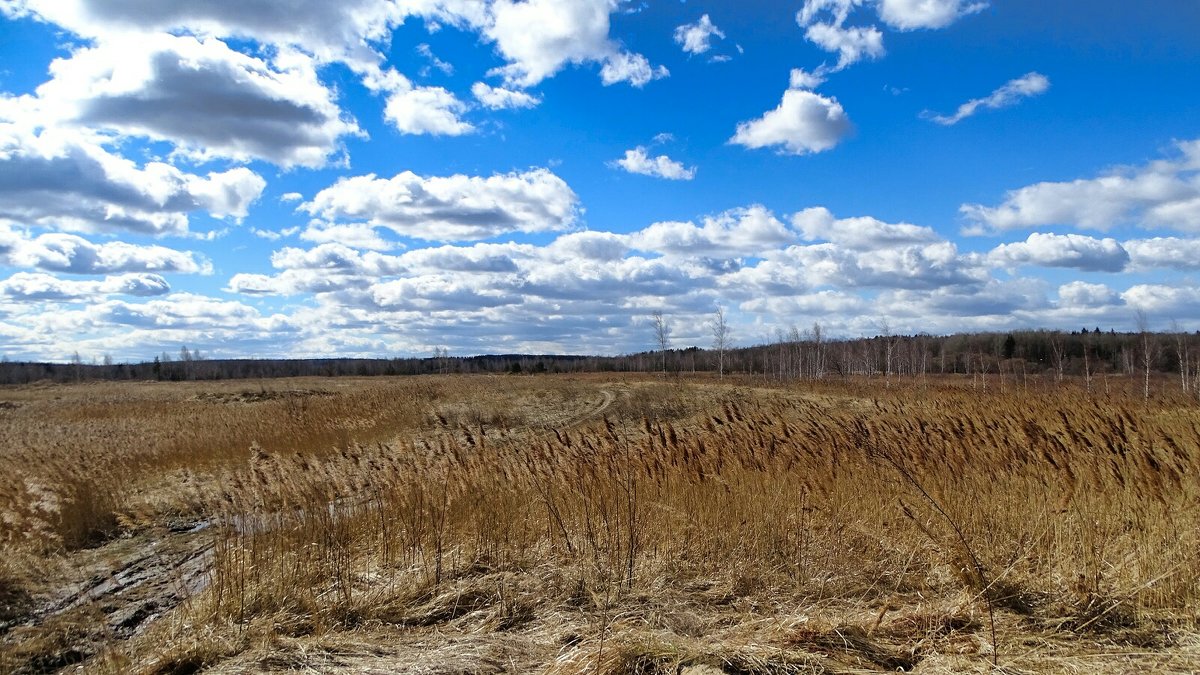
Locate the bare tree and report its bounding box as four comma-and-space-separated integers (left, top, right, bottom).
1136, 310, 1159, 401
1048, 332, 1066, 385
879, 319, 895, 388
70, 350, 83, 382
711, 307, 732, 378
811, 322, 825, 379
1172, 321, 1189, 396
1082, 332, 1094, 396
433, 346, 450, 373
652, 311, 671, 373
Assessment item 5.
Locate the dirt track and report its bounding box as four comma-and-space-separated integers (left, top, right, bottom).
1, 523, 213, 673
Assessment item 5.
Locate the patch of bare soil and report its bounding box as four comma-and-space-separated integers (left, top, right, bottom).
0, 524, 212, 674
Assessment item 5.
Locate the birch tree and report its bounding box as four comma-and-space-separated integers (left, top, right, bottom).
711, 307, 732, 378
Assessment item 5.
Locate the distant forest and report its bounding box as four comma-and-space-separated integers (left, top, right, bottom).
3, 327, 1199, 392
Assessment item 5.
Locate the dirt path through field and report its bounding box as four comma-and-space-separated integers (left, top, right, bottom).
569, 388, 614, 424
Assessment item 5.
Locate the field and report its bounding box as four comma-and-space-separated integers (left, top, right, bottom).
1, 373, 1198, 674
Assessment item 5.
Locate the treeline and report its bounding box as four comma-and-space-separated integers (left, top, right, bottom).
1, 328, 1198, 395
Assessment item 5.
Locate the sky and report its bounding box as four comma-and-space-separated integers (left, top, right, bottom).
1, 1, 1199, 362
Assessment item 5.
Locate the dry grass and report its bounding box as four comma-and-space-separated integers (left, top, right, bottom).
1, 373, 1198, 673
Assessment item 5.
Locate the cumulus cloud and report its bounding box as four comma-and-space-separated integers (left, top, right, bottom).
301, 168, 579, 242
471, 82, 541, 110
299, 223, 398, 251
0, 228, 210, 274
597, 50, 669, 87
382, 82, 474, 135
10, 194, 1200, 360
892, 277, 1050, 318
674, 14, 725, 55
371, 275, 521, 311
24, 34, 362, 167
924, 72, 1049, 126
5, 0, 670, 152
99, 292, 287, 330
1058, 281, 1120, 308
730, 72, 851, 155
546, 231, 629, 262
0, 271, 171, 301
792, 207, 938, 249
1125, 237, 1200, 271
207, 203, 1000, 358
801, 21, 885, 72
962, 139, 1200, 232
784, 241, 982, 290
987, 232, 1130, 272
481, 0, 667, 88
796, 0, 983, 75
0, 123, 265, 236
2, 0, 404, 65
612, 147, 696, 180
1122, 284, 1200, 315
876, 0, 987, 30
789, 68, 827, 91
631, 206, 795, 258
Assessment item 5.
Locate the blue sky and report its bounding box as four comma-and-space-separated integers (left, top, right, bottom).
1, 0, 1199, 361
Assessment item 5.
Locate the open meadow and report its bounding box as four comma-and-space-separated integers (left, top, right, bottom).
1, 373, 1198, 673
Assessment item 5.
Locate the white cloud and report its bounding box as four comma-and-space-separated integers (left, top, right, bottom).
0, 271, 171, 301
876, 0, 987, 30
2, 0, 405, 66
792, 207, 939, 249
28, 34, 361, 167
483, 0, 667, 88
802, 22, 885, 72
0, 123, 265, 236
674, 14, 725, 55
962, 139, 1200, 232
598, 50, 669, 87
1122, 284, 1200, 316
740, 290, 867, 318
781, 240, 982, 290
924, 72, 1049, 126
546, 231, 628, 262
1058, 281, 1120, 309
1124, 237, 1200, 271
4, 0, 670, 159
102, 292, 285, 328
0, 227, 210, 274
6, 2, 485, 141
399, 243, 526, 273
371, 275, 521, 311
612, 147, 696, 180
631, 206, 795, 257
796, 0, 983, 75
383, 82, 474, 136
11, 193, 1200, 360
299, 223, 398, 251
302, 168, 579, 242
884, 277, 1050, 319
789, 68, 827, 90
987, 232, 1129, 272
471, 82, 541, 110
730, 75, 851, 155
